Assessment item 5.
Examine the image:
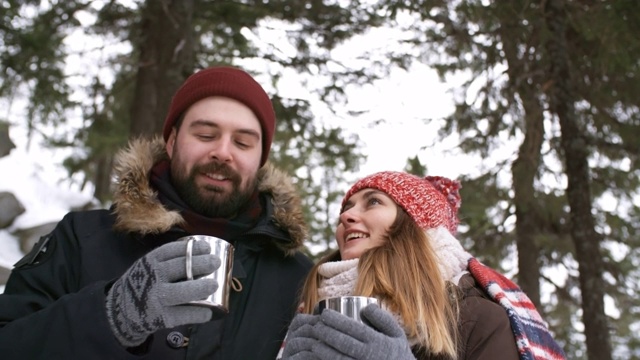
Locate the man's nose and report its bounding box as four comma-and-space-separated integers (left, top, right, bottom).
208, 137, 232, 162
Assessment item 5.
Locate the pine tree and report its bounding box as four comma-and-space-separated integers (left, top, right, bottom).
380, 0, 640, 357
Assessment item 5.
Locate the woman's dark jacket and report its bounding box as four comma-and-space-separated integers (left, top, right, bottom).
415, 274, 520, 360
0, 138, 313, 359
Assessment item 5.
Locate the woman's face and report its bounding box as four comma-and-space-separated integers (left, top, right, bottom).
336, 189, 398, 260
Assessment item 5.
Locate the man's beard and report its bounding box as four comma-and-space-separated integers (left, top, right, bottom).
171, 160, 258, 218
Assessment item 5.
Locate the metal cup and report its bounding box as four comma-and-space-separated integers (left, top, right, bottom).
315, 296, 379, 323
183, 235, 234, 315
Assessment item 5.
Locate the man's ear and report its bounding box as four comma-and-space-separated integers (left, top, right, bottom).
166, 128, 177, 159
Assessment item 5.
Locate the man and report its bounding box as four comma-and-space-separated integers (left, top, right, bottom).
0, 66, 313, 359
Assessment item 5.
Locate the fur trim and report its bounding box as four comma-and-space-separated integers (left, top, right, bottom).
111, 136, 308, 254
111, 137, 182, 234
255, 163, 309, 255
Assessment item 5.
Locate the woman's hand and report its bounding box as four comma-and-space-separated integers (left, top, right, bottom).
309, 304, 416, 360
281, 313, 321, 359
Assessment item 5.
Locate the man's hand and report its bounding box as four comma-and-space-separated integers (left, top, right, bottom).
105, 240, 220, 347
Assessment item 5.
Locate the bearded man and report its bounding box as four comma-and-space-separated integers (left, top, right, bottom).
0, 66, 313, 359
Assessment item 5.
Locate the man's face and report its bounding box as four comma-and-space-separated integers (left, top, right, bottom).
165, 96, 263, 218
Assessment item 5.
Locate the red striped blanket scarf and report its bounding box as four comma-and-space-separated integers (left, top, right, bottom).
468, 258, 567, 360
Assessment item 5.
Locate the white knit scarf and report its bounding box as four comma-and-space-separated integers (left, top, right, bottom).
317, 258, 359, 300
426, 226, 472, 283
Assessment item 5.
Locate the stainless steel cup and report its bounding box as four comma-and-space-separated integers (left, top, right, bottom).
183, 235, 234, 314
315, 296, 379, 323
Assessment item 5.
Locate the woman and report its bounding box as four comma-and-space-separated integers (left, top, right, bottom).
280, 171, 566, 360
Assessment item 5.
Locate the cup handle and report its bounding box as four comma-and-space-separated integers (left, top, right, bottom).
185, 238, 194, 280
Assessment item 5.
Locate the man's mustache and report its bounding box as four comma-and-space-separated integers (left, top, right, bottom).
194, 161, 240, 183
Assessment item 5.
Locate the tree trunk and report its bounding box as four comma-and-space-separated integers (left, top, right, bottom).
510, 91, 545, 309
0, 122, 16, 158
129, 0, 196, 139
501, 13, 545, 307
544, 1, 612, 359
93, 154, 114, 204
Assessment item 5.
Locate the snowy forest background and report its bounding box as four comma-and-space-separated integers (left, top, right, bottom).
0, 1, 639, 359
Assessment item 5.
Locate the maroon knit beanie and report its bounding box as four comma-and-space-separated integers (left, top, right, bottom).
341, 171, 462, 234
162, 66, 276, 166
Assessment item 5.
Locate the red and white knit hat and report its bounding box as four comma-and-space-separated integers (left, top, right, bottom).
341, 171, 462, 234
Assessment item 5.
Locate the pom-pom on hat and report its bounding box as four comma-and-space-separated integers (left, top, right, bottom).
162, 66, 276, 166
341, 171, 462, 234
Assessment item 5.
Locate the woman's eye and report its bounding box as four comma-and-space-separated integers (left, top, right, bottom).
368, 198, 382, 206
340, 203, 353, 213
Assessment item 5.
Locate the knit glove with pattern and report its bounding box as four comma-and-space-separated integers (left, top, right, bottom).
310, 304, 415, 360
105, 240, 220, 347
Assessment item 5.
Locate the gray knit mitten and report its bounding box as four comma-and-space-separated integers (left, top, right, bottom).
311, 304, 415, 360
281, 313, 321, 360
105, 240, 221, 347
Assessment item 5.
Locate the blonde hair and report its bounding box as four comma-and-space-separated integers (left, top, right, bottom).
298, 208, 459, 358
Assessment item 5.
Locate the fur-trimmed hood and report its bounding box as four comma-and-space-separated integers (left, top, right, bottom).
110, 136, 308, 255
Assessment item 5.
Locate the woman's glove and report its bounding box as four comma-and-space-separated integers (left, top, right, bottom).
311, 304, 415, 360
105, 240, 220, 347
281, 313, 321, 359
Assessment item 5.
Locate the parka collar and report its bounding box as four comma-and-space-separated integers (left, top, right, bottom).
110, 136, 308, 255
